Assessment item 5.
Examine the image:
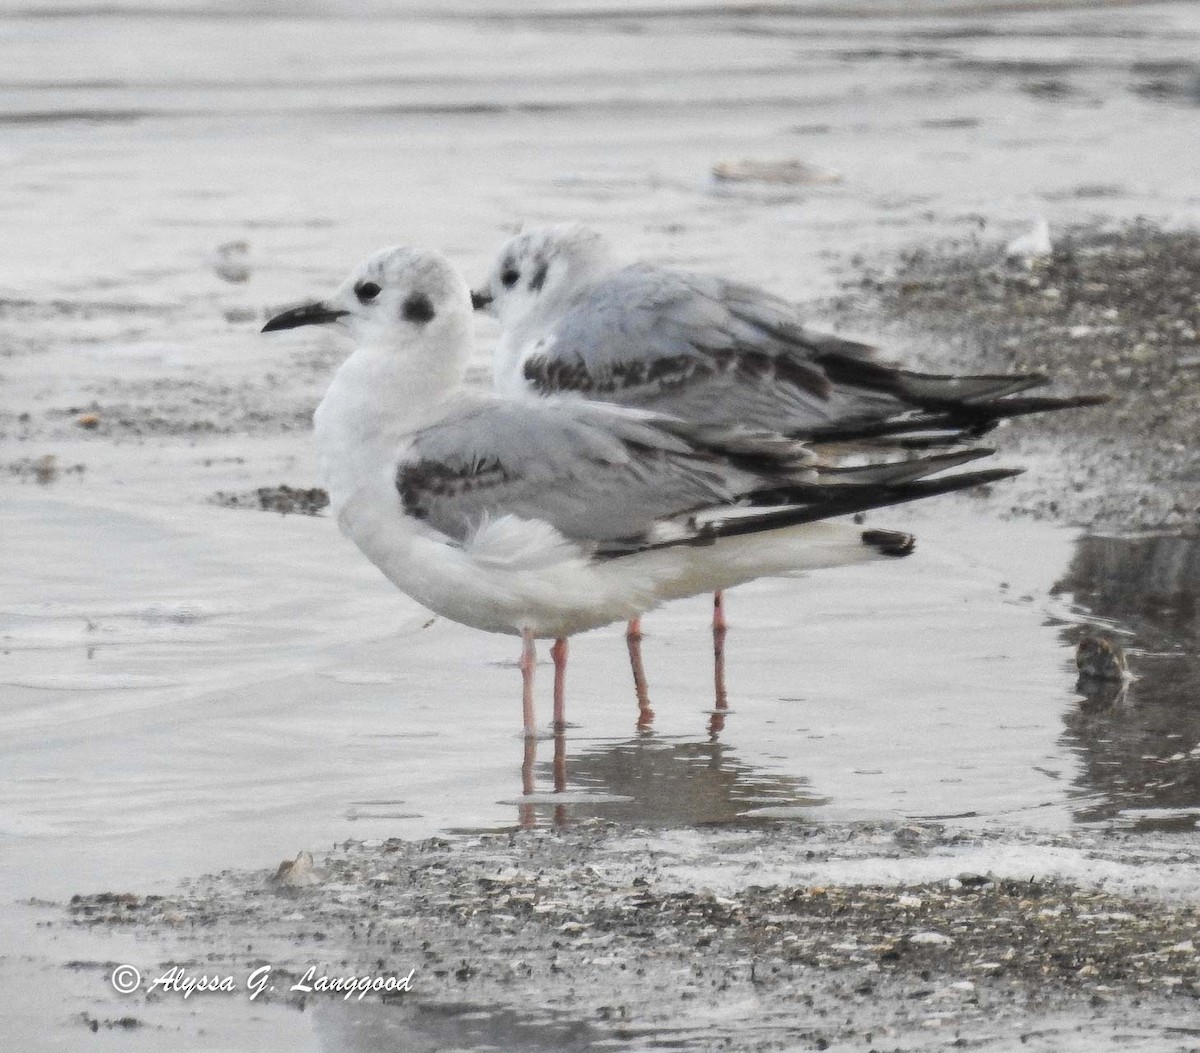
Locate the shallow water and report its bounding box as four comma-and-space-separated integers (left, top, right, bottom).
5, 492, 1199, 879
4, 0, 1200, 1048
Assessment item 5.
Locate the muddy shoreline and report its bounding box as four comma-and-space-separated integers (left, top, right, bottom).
66, 822, 1200, 1050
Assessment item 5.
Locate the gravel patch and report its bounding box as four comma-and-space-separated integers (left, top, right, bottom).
831, 221, 1200, 532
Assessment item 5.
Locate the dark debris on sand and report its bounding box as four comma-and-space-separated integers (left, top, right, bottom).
832, 222, 1200, 533
210, 484, 329, 516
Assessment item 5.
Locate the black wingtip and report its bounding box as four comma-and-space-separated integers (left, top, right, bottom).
983, 393, 1112, 417
1067, 393, 1112, 408
801, 388, 1109, 446
611, 463, 1026, 559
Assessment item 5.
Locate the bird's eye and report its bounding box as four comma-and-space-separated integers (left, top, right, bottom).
355, 281, 382, 303
402, 293, 436, 323
500, 269, 520, 288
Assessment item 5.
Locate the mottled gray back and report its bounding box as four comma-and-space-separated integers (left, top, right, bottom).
523, 264, 901, 433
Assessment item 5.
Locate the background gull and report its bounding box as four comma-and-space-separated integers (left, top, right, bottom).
263, 244, 1019, 737
472, 223, 1108, 692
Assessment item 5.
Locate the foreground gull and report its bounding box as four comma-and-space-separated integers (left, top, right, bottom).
471, 224, 1108, 693
263, 246, 1021, 735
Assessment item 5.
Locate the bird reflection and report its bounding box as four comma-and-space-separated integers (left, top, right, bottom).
1074, 673, 1130, 710
515, 717, 820, 831
513, 615, 826, 827
518, 734, 569, 829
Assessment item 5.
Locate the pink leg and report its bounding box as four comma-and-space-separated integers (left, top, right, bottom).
626, 618, 654, 730
551, 637, 569, 729
520, 629, 537, 737
713, 590, 727, 633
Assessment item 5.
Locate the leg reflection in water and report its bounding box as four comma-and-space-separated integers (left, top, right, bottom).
519, 735, 537, 830
518, 728, 570, 829
518, 623, 737, 827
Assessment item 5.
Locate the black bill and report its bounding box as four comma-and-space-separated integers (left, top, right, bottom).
261, 301, 349, 333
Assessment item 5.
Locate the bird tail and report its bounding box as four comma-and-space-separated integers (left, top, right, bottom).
604, 464, 1020, 558
697, 467, 1021, 543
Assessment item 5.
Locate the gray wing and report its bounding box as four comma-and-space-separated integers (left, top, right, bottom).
395, 395, 812, 547
521, 264, 899, 433
395, 394, 1033, 560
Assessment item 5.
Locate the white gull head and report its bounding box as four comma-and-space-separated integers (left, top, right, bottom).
262, 246, 474, 513
472, 224, 617, 395
264, 244, 473, 360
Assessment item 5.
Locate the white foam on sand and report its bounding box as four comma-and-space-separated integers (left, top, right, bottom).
596, 827, 1200, 904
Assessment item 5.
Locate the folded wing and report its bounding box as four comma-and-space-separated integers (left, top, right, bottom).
521, 264, 1106, 442
395, 394, 1021, 559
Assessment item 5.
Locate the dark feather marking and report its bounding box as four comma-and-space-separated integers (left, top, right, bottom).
523, 352, 708, 395
800, 391, 1110, 445
528, 261, 549, 292
397, 457, 513, 521
699, 345, 831, 400
402, 293, 436, 324
523, 344, 831, 401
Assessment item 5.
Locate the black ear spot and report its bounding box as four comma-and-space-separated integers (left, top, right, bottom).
528, 262, 549, 292
355, 281, 381, 303
402, 293, 436, 323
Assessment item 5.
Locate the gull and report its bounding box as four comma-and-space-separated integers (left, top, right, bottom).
262, 245, 1020, 736
470, 224, 1107, 692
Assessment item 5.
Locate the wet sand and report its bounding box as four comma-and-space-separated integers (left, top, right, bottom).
4, 1, 1200, 1049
